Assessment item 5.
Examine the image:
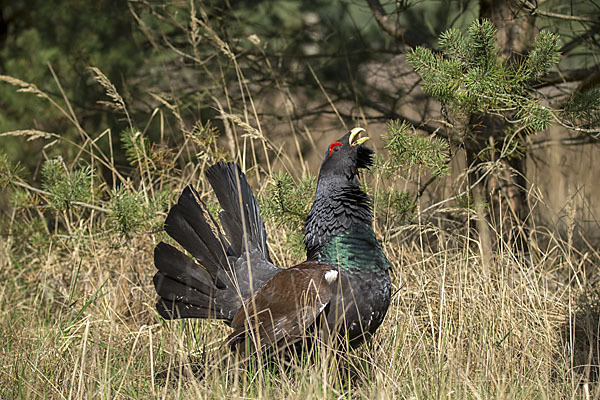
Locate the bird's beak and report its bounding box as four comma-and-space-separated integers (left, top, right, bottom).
349, 127, 369, 147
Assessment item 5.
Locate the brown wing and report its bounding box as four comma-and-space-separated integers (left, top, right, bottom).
227, 263, 335, 354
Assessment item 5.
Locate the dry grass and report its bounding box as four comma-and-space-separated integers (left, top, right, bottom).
1, 178, 599, 399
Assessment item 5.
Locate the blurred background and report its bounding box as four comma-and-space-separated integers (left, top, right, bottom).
1, 0, 598, 246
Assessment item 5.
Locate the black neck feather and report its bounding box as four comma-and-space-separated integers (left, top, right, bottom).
303, 182, 372, 261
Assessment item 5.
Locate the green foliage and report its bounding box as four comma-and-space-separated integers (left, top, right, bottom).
108, 187, 171, 238
376, 189, 416, 225
9, 189, 37, 211
383, 120, 450, 177
466, 19, 497, 70
261, 172, 316, 224
41, 158, 92, 211
516, 101, 554, 132
259, 172, 316, 257
121, 129, 153, 169
564, 86, 600, 129
522, 30, 561, 80
0, 150, 23, 188
191, 121, 229, 162
146, 189, 173, 233
407, 19, 561, 133
408, 46, 460, 103
6, 215, 51, 254
108, 187, 145, 238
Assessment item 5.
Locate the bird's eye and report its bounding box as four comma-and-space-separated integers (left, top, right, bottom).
328, 141, 342, 157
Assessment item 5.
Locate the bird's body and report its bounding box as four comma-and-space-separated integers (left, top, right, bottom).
153, 128, 393, 353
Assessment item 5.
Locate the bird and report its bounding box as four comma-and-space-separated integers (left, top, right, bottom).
153, 127, 393, 355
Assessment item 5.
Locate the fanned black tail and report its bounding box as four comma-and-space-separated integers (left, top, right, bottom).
153, 162, 279, 322
206, 162, 271, 262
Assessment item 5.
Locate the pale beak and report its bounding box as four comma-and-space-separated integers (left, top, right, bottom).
349, 127, 369, 147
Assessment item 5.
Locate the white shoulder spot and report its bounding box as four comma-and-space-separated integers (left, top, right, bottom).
324, 270, 338, 284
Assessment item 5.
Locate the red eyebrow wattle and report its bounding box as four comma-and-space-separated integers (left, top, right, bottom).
328, 142, 342, 156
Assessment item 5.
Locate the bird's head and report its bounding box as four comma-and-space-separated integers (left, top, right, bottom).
318, 127, 374, 186
305, 127, 375, 259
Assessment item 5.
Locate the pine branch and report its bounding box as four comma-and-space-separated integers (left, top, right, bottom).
11, 180, 112, 213
409, 20, 569, 135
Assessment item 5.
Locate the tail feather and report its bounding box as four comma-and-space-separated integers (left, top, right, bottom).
154, 162, 280, 323
154, 242, 220, 293
164, 187, 230, 278
156, 299, 224, 320
153, 245, 239, 320
153, 273, 212, 307
206, 162, 270, 262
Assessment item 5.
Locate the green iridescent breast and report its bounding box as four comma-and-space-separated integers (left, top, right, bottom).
317, 225, 391, 272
